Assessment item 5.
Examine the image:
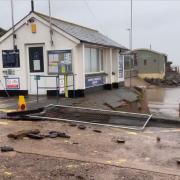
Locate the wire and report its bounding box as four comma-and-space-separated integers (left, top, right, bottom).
83, 0, 105, 32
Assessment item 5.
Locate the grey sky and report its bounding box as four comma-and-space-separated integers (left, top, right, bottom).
0, 0, 180, 65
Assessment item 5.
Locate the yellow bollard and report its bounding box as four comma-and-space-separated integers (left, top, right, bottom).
18, 96, 27, 111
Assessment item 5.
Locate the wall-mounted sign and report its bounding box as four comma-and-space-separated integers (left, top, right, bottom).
85, 76, 105, 88
5, 78, 20, 90
59, 75, 65, 94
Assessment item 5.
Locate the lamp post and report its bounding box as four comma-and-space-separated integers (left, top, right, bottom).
130, 0, 133, 88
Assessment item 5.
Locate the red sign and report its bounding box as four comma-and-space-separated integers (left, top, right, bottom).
6, 78, 20, 89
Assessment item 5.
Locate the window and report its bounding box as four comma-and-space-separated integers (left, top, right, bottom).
29, 47, 44, 73
144, 59, 147, 66
154, 59, 157, 63
2, 50, 20, 68
85, 48, 104, 73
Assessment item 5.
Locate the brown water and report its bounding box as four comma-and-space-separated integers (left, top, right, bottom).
146, 87, 180, 117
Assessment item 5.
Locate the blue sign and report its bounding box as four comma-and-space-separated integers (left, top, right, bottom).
85, 76, 105, 88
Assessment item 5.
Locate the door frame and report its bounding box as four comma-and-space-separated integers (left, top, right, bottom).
25, 43, 46, 95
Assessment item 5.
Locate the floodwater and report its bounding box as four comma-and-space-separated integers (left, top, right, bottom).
146, 87, 180, 117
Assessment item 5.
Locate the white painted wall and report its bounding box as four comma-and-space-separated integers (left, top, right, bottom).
0, 13, 124, 95
0, 14, 80, 94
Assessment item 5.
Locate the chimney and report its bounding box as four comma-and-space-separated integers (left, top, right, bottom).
31, 0, 34, 12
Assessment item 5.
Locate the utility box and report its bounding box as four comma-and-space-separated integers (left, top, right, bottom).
31, 23, 37, 33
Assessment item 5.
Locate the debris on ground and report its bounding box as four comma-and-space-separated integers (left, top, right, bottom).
7, 129, 71, 140
176, 160, 180, 165
1, 146, 14, 152
7, 129, 40, 139
48, 131, 70, 139
27, 133, 44, 140
144, 77, 180, 87
156, 137, 161, 143
78, 125, 87, 130
93, 129, 102, 133
116, 138, 126, 144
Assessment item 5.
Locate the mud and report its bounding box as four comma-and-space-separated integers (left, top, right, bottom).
0, 120, 180, 178
0, 153, 179, 180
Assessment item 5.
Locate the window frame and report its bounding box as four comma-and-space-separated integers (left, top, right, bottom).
2, 49, 20, 68
85, 47, 104, 74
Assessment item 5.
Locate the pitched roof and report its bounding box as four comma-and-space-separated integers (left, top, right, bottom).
0, 28, 6, 37
133, 48, 167, 57
34, 12, 127, 49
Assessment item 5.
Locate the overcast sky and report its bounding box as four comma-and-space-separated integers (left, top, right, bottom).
0, 0, 180, 65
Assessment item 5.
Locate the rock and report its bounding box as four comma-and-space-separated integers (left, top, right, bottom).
176, 159, 180, 165
48, 131, 70, 139
93, 129, 102, 133
27, 134, 44, 140
48, 132, 58, 138
58, 132, 70, 139
78, 125, 86, 130
7, 129, 40, 139
156, 137, 161, 143
1, 146, 14, 152
116, 138, 125, 144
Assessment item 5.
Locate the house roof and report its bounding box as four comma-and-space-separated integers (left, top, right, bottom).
0, 28, 6, 37
34, 12, 127, 49
132, 48, 167, 57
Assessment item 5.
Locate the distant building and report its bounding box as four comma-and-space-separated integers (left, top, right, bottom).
124, 49, 167, 79
0, 11, 127, 97
0, 28, 6, 37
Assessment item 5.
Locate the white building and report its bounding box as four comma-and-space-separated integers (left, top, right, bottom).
0, 10, 127, 97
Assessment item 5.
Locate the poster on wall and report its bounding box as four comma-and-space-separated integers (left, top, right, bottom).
48, 50, 72, 74
5, 78, 20, 89
118, 55, 124, 79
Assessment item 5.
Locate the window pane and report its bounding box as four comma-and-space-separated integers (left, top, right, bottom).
91, 48, 98, 72
85, 48, 91, 73
2, 50, 20, 68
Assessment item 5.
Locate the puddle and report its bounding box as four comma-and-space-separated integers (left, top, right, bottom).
146, 88, 180, 117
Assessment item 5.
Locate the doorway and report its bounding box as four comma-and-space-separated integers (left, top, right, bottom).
27, 45, 46, 95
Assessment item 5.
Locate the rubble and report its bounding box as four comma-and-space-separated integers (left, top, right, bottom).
7, 129, 70, 140
144, 77, 180, 87
116, 138, 126, 144
27, 134, 44, 140
7, 129, 40, 139
1, 146, 14, 152
93, 129, 102, 133
78, 125, 87, 130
